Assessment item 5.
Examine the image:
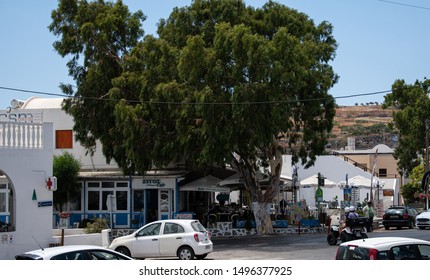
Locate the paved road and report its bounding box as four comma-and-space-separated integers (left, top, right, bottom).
208, 227, 430, 260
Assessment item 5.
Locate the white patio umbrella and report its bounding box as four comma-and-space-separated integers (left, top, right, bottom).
300, 174, 337, 187
299, 175, 339, 207
347, 175, 380, 188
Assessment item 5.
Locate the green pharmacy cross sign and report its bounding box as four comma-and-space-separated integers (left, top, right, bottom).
316, 186, 323, 203
316, 172, 324, 203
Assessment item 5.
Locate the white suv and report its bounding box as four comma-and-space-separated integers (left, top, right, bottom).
335, 237, 430, 260
109, 219, 213, 260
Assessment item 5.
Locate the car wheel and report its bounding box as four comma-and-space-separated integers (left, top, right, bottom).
177, 246, 195, 260
195, 253, 208, 260
327, 233, 337, 246
115, 246, 131, 257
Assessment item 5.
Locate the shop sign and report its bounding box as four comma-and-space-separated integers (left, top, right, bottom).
142, 178, 166, 188
383, 189, 394, 196
0, 111, 43, 123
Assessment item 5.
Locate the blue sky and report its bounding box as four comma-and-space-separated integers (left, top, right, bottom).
1, 0, 430, 109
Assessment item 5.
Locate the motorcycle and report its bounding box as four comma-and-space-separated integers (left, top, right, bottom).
327, 216, 369, 246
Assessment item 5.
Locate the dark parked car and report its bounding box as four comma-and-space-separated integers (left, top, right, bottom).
382, 206, 418, 230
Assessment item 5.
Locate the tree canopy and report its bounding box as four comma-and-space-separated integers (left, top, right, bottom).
53, 152, 81, 211
401, 164, 424, 204
50, 0, 338, 233
382, 79, 430, 175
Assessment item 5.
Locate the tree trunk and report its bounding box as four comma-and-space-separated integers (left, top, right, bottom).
252, 202, 274, 235
234, 136, 283, 235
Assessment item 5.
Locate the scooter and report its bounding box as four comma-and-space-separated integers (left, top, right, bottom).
327, 216, 369, 246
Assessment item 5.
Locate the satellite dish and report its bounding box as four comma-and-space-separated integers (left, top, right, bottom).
10, 99, 24, 109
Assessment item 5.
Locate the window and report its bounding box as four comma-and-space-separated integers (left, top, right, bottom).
68, 186, 82, 211
51, 251, 85, 260
87, 250, 130, 260
54, 183, 82, 212
417, 244, 430, 259
376, 251, 390, 260
116, 191, 128, 211
86, 181, 129, 212
0, 181, 13, 232
0, 188, 6, 212
88, 191, 100, 211
133, 190, 145, 212
102, 191, 114, 210
392, 245, 419, 260
336, 246, 370, 260
137, 223, 161, 236
55, 130, 73, 149
379, 168, 387, 177
163, 222, 184, 234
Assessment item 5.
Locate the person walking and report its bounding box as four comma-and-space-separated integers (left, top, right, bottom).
363, 201, 375, 232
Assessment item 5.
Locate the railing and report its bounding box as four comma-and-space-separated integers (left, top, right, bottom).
332, 151, 400, 179
332, 151, 369, 173
0, 122, 43, 149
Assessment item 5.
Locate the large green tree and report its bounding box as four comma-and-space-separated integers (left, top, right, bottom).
50, 0, 338, 234
401, 164, 424, 204
382, 79, 430, 175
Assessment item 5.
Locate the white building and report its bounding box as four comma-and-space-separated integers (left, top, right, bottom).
281, 153, 401, 212
0, 120, 54, 260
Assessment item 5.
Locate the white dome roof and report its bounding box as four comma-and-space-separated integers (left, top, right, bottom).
20, 97, 64, 109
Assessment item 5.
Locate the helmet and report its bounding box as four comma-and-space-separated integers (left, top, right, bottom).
344, 207, 350, 213
349, 206, 355, 212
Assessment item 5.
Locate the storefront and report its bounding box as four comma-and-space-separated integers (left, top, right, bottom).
55, 172, 183, 229
131, 177, 178, 226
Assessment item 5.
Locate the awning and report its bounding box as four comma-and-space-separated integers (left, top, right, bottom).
217, 172, 290, 190
179, 175, 231, 193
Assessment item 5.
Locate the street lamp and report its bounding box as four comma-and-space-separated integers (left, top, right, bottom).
292, 166, 298, 203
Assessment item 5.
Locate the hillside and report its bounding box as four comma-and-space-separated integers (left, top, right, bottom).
328, 105, 397, 151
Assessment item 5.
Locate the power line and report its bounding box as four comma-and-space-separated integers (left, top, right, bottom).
0, 85, 389, 105
377, 0, 430, 11
0, 86, 67, 98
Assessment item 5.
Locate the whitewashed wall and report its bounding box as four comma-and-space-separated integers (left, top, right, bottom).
0, 122, 54, 260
